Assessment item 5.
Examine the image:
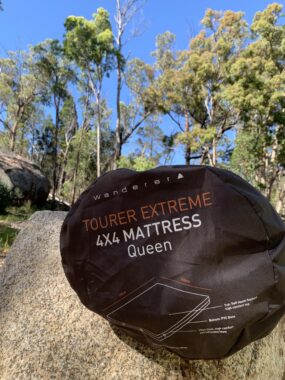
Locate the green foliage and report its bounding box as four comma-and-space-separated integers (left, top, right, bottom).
0, 183, 11, 213
226, 3, 285, 202
231, 128, 263, 182
62, 129, 97, 199
1, 3, 285, 212
251, 3, 283, 38
126, 59, 154, 101
152, 31, 176, 72
0, 225, 18, 254
117, 155, 157, 171
32, 39, 74, 103
135, 116, 164, 160
63, 7, 120, 178
0, 50, 39, 151
140, 8, 249, 165
64, 8, 116, 75
0, 132, 10, 150
0, 202, 36, 222
175, 126, 217, 153
60, 108, 115, 203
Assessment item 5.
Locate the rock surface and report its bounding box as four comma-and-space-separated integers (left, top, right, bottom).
0, 211, 284, 380
0, 151, 50, 205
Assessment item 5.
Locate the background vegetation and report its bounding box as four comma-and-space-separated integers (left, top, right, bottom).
0, 1, 284, 217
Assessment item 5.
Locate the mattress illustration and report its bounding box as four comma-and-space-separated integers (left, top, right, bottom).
105, 277, 211, 342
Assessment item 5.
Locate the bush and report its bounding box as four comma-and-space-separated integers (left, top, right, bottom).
117, 155, 157, 171
0, 183, 11, 213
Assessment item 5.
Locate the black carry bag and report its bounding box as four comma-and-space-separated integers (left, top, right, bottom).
60, 165, 285, 360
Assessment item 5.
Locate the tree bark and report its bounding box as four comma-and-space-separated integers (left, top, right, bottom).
114, 58, 123, 168
212, 137, 217, 166
10, 127, 17, 152
88, 72, 102, 179
57, 141, 71, 197
19, 126, 26, 156
71, 125, 85, 205
101, 112, 151, 173
96, 93, 101, 178
52, 96, 60, 204
113, 0, 145, 168
184, 112, 191, 165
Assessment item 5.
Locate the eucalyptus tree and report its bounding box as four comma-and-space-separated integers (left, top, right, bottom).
183, 9, 248, 165
34, 115, 56, 178
64, 7, 117, 177
32, 39, 74, 201
228, 3, 285, 211
113, 0, 147, 165
63, 94, 114, 205
135, 115, 164, 161
57, 95, 78, 197
68, 89, 94, 205
142, 9, 248, 165
29, 106, 46, 160
0, 50, 39, 152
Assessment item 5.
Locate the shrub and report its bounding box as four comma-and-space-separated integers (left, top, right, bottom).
0, 183, 11, 213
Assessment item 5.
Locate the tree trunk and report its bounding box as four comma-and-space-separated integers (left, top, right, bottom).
71, 127, 85, 205
10, 128, 17, 152
31, 124, 36, 160
10, 104, 24, 152
19, 127, 26, 156
10, 117, 22, 152
96, 93, 101, 178
212, 137, 217, 166
57, 141, 71, 197
114, 59, 123, 168
88, 73, 102, 179
52, 98, 60, 205
184, 112, 191, 165
275, 172, 285, 216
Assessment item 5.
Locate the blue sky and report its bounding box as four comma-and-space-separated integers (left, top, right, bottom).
0, 1, 277, 57
0, 0, 279, 163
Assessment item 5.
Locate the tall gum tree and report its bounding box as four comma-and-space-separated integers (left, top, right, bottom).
142, 10, 248, 166
32, 39, 74, 202
0, 50, 39, 152
227, 3, 285, 212
113, 0, 147, 167
64, 8, 117, 177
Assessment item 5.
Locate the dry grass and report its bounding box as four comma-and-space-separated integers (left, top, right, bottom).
0, 223, 18, 254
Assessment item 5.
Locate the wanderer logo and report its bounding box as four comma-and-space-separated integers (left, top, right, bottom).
93, 173, 185, 202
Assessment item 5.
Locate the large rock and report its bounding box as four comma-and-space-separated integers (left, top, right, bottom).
0, 151, 50, 205
0, 211, 284, 380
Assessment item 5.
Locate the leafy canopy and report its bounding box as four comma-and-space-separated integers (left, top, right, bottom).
64, 8, 117, 77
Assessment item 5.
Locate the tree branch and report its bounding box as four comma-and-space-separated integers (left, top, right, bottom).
167, 111, 184, 132
122, 112, 151, 144
0, 118, 10, 131
102, 112, 151, 172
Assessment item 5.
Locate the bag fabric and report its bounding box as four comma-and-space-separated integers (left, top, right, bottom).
60, 165, 285, 360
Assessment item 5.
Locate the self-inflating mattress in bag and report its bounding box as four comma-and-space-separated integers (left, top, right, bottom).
60, 165, 285, 359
